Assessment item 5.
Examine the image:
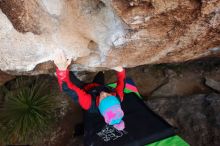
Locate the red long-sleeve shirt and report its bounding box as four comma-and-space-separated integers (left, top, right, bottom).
56, 68, 126, 110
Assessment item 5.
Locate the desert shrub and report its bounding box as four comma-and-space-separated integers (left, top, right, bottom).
0, 77, 58, 144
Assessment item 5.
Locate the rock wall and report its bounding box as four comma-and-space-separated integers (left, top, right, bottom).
0, 0, 220, 75
147, 93, 220, 146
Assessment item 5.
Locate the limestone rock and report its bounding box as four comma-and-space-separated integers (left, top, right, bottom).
0, 0, 220, 75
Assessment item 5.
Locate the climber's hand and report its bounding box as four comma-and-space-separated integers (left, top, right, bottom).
53, 50, 72, 70
112, 66, 123, 72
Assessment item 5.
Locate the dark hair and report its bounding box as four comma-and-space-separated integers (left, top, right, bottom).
101, 86, 115, 93
87, 85, 115, 97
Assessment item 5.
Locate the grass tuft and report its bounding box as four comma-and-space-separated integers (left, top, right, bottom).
0, 77, 57, 144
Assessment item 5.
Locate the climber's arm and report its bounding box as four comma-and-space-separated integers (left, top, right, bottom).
56, 68, 92, 110
54, 50, 91, 110
112, 67, 126, 102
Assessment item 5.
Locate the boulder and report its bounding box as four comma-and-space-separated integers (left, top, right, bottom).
0, 0, 220, 75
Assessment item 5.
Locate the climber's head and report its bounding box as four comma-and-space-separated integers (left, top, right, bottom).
98, 92, 125, 130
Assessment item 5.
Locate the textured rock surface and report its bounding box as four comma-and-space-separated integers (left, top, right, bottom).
205, 68, 220, 92
205, 77, 220, 92
147, 93, 220, 146
100, 57, 220, 98
150, 70, 209, 98
0, 0, 220, 75
0, 71, 15, 85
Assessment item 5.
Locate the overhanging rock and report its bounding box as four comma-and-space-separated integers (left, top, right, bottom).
0, 0, 220, 75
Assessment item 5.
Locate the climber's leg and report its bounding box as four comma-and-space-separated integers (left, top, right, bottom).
69, 71, 85, 88
92, 71, 105, 85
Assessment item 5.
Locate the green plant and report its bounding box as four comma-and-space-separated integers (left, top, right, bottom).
0, 78, 57, 144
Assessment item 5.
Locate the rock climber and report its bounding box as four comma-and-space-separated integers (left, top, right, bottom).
53, 50, 126, 130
